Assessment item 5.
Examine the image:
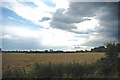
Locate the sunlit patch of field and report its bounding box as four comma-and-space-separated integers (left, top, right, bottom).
2, 52, 105, 71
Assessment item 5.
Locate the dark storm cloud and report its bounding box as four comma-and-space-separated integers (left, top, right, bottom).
96, 2, 118, 40
67, 2, 106, 17
84, 2, 119, 46
52, 8, 91, 24
39, 17, 51, 22
50, 9, 77, 30
50, 5, 95, 32
49, 2, 119, 48
50, 2, 118, 41
118, 2, 120, 41
50, 2, 107, 33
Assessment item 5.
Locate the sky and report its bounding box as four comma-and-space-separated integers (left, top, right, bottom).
0, 0, 119, 51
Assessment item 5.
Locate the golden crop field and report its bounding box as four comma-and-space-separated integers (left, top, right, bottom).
2, 52, 105, 71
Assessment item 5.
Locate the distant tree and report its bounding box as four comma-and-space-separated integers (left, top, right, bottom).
50, 49, 53, 52
116, 42, 120, 52
45, 50, 48, 53
0, 48, 2, 52
91, 46, 106, 52
85, 50, 88, 52
76, 50, 84, 53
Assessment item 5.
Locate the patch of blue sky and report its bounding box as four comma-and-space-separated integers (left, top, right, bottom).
0, 8, 2, 25
43, 0, 56, 8
22, 2, 38, 8
1, 7, 43, 30
2, 38, 41, 51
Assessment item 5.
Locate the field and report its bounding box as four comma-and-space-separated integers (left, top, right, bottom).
2, 52, 105, 71
2, 43, 120, 78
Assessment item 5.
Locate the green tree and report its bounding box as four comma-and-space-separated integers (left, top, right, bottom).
101, 41, 119, 77
0, 48, 2, 52
105, 41, 119, 58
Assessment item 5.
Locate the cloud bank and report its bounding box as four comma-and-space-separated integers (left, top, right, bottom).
1, 1, 119, 50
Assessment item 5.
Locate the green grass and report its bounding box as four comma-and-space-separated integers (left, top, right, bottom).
3, 59, 120, 78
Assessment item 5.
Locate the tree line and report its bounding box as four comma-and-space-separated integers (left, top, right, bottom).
1, 42, 120, 53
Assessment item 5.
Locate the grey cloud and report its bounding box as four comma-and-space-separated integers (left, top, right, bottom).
52, 9, 90, 24
118, 30, 120, 41
96, 2, 118, 40
118, 2, 120, 42
74, 46, 81, 49
39, 17, 51, 22
51, 2, 118, 40
82, 39, 105, 47
50, 5, 96, 32
50, 20, 77, 30
84, 2, 119, 46
50, 2, 107, 33
67, 2, 106, 17
69, 30, 95, 34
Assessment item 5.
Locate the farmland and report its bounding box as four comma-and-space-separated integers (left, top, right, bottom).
2, 51, 120, 78
2, 53, 105, 71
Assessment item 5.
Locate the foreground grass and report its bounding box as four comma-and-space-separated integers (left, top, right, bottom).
3, 59, 120, 78
2, 61, 104, 78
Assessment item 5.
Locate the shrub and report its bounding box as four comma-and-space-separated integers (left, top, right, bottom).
3, 68, 27, 78
105, 41, 119, 58
100, 41, 119, 77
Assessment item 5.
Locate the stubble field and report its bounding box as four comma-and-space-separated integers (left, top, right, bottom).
2, 53, 105, 71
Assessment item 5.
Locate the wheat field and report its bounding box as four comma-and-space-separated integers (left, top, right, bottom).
2, 53, 105, 71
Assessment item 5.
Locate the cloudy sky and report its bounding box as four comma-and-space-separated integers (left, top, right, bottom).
0, 0, 119, 51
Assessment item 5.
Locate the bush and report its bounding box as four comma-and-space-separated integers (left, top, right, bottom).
105, 41, 119, 58
30, 62, 65, 78
100, 41, 119, 77
3, 68, 27, 78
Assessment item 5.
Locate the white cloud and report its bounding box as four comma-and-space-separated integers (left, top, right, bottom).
52, 0, 69, 9
3, 26, 39, 38
2, 34, 18, 40
73, 17, 99, 32
2, 2, 118, 50
2, 25, 91, 50
8, 16, 14, 20
2, 0, 56, 28
14, 3, 54, 23
2, 0, 70, 29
